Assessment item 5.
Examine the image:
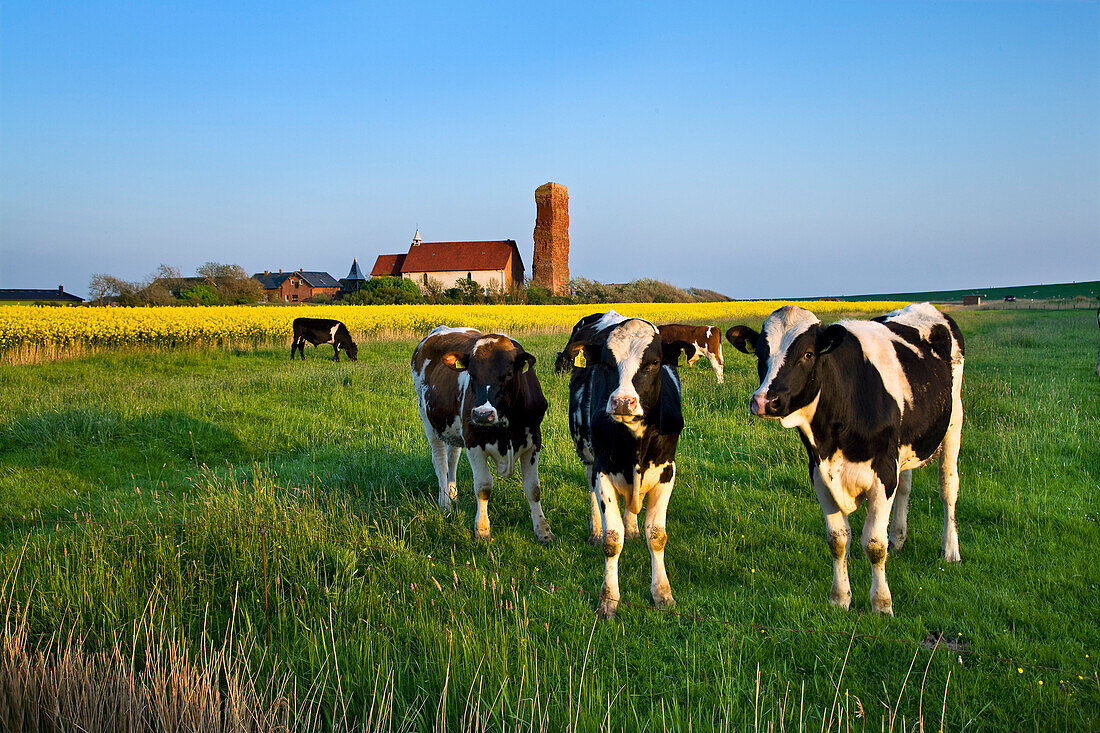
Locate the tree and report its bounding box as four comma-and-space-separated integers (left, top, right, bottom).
179, 283, 221, 306
196, 262, 262, 304
343, 276, 424, 305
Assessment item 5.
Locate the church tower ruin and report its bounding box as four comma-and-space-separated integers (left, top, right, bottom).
532, 182, 570, 296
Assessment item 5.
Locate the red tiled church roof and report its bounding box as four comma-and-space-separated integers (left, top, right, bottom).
401, 241, 520, 274
369, 254, 407, 277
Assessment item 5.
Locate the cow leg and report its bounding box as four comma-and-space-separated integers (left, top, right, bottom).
332, 343, 340, 362
707, 352, 724, 383
939, 392, 963, 562
813, 467, 852, 610
645, 477, 675, 609
466, 446, 494, 540
426, 433, 456, 512
519, 448, 554, 545
291, 338, 301, 360
595, 472, 624, 619
445, 446, 461, 504
623, 508, 640, 540
587, 465, 603, 545
889, 469, 913, 552
863, 486, 895, 616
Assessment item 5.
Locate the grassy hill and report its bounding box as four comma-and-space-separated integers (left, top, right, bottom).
820, 280, 1100, 303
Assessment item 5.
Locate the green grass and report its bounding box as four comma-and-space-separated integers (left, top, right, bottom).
1, 309, 1098, 730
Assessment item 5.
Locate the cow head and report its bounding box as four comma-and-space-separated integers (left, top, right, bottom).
344, 340, 359, 361
574, 318, 695, 434
727, 306, 845, 422
441, 334, 542, 428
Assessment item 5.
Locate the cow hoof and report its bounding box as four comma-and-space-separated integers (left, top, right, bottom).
829, 594, 852, 611
653, 591, 676, 610
596, 600, 618, 620
587, 532, 604, 546
474, 528, 491, 541
874, 603, 895, 617
624, 527, 641, 540
537, 531, 556, 546
943, 547, 961, 563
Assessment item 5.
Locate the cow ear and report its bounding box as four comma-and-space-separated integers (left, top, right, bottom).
726, 326, 759, 354
816, 324, 846, 355
519, 364, 548, 419
515, 351, 536, 374
656, 367, 684, 436
661, 340, 695, 366
441, 352, 469, 370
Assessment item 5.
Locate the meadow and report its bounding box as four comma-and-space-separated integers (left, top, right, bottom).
0, 305, 1097, 731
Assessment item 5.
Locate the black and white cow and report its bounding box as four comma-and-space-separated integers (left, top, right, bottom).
562, 310, 695, 618
411, 326, 553, 544
727, 303, 965, 615
291, 317, 358, 361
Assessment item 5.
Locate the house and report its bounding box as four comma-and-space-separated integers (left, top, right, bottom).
251, 270, 342, 303
340, 258, 368, 294
0, 286, 84, 305
962, 294, 985, 306
370, 230, 525, 292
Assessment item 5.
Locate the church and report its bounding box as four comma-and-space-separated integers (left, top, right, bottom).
370, 230, 526, 292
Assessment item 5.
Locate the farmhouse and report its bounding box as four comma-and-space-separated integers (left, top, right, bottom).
371, 230, 525, 292
251, 270, 342, 303
0, 286, 84, 305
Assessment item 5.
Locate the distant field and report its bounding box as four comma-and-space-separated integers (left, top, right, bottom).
819, 280, 1100, 304
0, 308, 1097, 730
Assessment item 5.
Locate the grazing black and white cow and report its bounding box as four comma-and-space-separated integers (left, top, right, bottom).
658, 323, 725, 382
562, 310, 695, 618
411, 326, 553, 544
291, 317, 358, 361
727, 303, 964, 615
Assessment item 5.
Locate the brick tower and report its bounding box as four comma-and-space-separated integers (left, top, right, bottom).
532, 182, 570, 296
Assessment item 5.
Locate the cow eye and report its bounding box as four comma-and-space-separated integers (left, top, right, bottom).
803, 350, 814, 361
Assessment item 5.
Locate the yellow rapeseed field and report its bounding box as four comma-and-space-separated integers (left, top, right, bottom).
0, 301, 910, 361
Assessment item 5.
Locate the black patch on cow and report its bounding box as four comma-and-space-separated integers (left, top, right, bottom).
658, 464, 674, 484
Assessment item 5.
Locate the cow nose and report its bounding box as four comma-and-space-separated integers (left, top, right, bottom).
750, 393, 777, 417
472, 406, 497, 423
610, 394, 638, 415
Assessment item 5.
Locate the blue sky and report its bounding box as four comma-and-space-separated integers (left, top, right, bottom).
2, 1, 1097, 299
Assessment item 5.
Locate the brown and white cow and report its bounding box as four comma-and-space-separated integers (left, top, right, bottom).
562, 311, 695, 618
412, 326, 553, 544
727, 303, 964, 615
658, 324, 725, 382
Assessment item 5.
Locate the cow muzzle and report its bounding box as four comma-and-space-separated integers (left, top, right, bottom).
471, 404, 502, 426
750, 391, 781, 418
606, 392, 642, 420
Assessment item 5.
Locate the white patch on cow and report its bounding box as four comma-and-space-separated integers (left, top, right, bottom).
604, 319, 660, 419
429, 325, 477, 337
754, 306, 820, 403
880, 302, 947, 341
780, 393, 820, 437
838, 320, 914, 413
595, 309, 629, 332
482, 440, 517, 478
472, 333, 512, 355
328, 324, 339, 341
818, 450, 878, 516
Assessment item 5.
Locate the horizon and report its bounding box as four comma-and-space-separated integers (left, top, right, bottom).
2, 1, 1098, 300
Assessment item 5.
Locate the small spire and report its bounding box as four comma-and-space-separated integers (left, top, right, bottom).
412, 227, 421, 246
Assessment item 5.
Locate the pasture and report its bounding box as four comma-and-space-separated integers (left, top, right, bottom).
0, 307, 1097, 731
